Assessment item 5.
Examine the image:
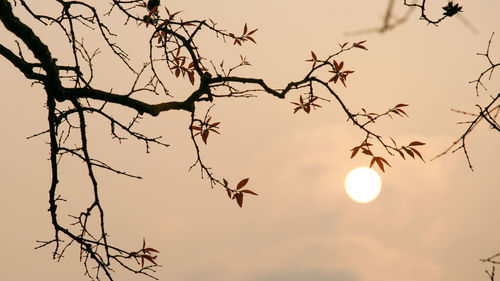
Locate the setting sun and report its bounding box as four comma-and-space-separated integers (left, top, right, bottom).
345, 167, 382, 203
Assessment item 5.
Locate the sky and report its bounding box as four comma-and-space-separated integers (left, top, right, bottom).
1, 1, 500, 281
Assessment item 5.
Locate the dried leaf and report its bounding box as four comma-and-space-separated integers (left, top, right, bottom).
361, 148, 373, 156
226, 188, 232, 199
144, 248, 160, 253
379, 157, 391, 167
396, 108, 408, 117
142, 254, 157, 265
376, 158, 385, 172
410, 147, 425, 161
241, 189, 258, 195
201, 130, 209, 144
191, 125, 202, 131
403, 147, 415, 158
235, 193, 243, 207
247, 28, 258, 35
236, 178, 249, 190
351, 146, 360, 158
398, 149, 405, 159
188, 71, 195, 85
408, 141, 425, 146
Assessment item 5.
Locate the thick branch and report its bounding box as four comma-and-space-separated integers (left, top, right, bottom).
0, 0, 64, 100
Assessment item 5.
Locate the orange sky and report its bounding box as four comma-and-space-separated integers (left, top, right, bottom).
1, 1, 500, 281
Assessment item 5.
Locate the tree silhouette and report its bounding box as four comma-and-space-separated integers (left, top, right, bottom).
2, 0, 497, 280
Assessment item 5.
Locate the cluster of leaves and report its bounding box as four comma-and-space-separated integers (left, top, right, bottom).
191, 115, 220, 145
297, 42, 426, 173
328, 60, 355, 87
346, 103, 425, 172
361, 103, 409, 122
128, 239, 160, 269
229, 23, 258, 46
291, 95, 322, 114
169, 49, 204, 85
442, 1, 463, 17
223, 178, 258, 208
350, 140, 425, 172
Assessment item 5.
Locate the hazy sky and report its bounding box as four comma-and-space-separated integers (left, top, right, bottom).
1, 1, 499, 281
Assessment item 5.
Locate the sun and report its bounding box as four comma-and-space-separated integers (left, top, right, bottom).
345, 167, 382, 203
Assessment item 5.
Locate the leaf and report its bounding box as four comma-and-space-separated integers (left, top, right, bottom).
396, 108, 408, 117
376, 158, 385, 172
379, 157, 391, 167
236, 178, 249, 190
175, 68, 180, 77
226, 188, 232, 199
143, 238, 146, 249
361, 148, 373, 156
353, 40, 368, 50
395, 103, 408, 108
410, 147, 425, 161
311, 51, 317, 61
246, 36, 256, 43
223, 178, 228, 187
188, 71, 195, 85
142, 254, 157, 265
396, 149, 405, 159
144, 248, 160, 253
235, 193, 243, 207
350, 146, 360, 158
408, 141, 425, 146
241, 189, 258, 195
247, 28, 258, 35
191, 125, 202, 131
201, 130, 209, 144
403, 147, 415, 158
243, 23, 248, 34
334, 60, 341, 71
